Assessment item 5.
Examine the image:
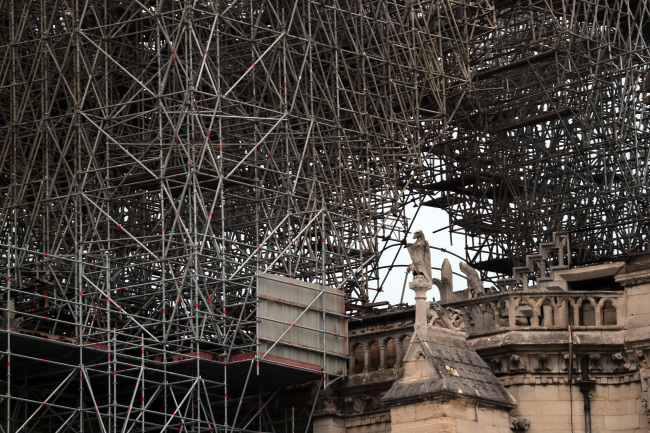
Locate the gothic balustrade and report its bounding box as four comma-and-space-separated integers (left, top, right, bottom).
348, 333, 413, 375
443, 290, 625, 335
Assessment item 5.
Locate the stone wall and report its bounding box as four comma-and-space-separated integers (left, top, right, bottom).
390, 399, 511, 433
312, 413, 391, 433
507, 382, 648, 433
346, 414, 391, 433
313, 252, 650, 433
623, 280, 650, 347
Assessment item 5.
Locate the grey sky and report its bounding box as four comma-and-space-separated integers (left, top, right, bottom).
377, 206, 468, 306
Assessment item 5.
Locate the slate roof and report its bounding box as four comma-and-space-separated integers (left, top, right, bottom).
382, 327, 516, 409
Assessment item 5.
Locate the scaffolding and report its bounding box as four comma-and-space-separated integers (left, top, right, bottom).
2, 0, 650, 430
0, 0, 476, 431
420, 0, 650, 277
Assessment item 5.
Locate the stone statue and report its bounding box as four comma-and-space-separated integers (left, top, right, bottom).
426, 302, 466, 332
459, 262, 484, 298
612, 352, 630, 371
405, 229, 432, 286
509, 416, 531, 431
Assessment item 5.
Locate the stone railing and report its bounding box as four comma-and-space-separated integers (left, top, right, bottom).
348, 330, 413, 375
443, 290, 625, 335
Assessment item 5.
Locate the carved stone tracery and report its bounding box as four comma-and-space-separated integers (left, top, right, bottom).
588, 353, 603, 372
484, 351, 639, 377
427, 302, 467, 333
535, 353, 552, 372
509, 353, 527, 373
612, 352, 630, 372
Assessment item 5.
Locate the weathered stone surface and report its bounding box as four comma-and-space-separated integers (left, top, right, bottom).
382, 327, 516, 409
313, 416, 346, 433
470, 329, 625, 352
390, 399, 512, 433
332, 250, 650, 433
617, 253, 650, 288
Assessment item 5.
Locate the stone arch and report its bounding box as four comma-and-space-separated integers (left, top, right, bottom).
600, 298, 617, 326
483, 302, 496, 330
468, 304, 483, 332
526, 297, 544, 327
495, 299, 508, 328
401, 335, 411, 357
368, 340, 380, 372
565, 296, 580, 326
512, 297, 532, 327
350, 342, 365, 375
383, 336, 397, 368
579, 298, 596, 326
555, 297, 571, 327
541, 298, 555, 326
388, 334, 411, 368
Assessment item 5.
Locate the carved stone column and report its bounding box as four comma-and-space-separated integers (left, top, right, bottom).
395, 340, 403, 368
531, 305, 540, 327
410, 278, 431, 332
349, 349, 356, 374
542, 304, 554, 326
508, 300, 517, 328
572, 303, 581, 326
378, 343, 387, 370
363, 345, 370, 373
556, 302, 568, 327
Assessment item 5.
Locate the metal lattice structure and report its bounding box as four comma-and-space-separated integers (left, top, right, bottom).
421, 0, 650, 276
0, 0, 476, 431
1, 0, 650, 430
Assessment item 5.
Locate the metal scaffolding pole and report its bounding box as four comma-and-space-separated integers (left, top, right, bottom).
1, 0, 649, 430
0, 0, 473, 430
418, 0, 650, 281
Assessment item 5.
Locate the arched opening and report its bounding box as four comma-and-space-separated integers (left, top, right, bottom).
579, 301, 596, 326
541, 299, 554, 326
484, 304, 495, 330
602, 300, 617, 325
385, 338, 396, 368
496, 301, 509, 327
402, 335, 411, 356
564, 299, 575, 326
351, 344, 364, 375
470, 305, 482, 331
514, 302, 532, 326
368, 341, 380, 371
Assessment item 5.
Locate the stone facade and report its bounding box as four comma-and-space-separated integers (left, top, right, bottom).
311, 242, 650, 433
506, 382, 646, 433
390, 399, 512, 433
